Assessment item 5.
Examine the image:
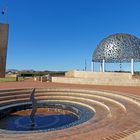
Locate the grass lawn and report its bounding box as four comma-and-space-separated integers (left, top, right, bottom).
0, 77, 24, 82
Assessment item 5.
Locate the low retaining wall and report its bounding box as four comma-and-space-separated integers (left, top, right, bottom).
65, 70, 131, 79
52, 70, 140, 86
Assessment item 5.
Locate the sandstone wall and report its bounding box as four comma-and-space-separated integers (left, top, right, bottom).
52, 70, 140, 86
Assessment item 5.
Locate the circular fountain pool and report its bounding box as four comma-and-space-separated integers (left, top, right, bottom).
0, 101, 94, 133
0, 88, 140, 139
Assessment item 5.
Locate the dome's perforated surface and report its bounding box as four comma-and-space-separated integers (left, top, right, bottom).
92, 33, 140, 62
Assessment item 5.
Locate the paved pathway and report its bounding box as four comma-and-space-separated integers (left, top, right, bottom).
0, 80, 140, 140
0, 80, 140, 96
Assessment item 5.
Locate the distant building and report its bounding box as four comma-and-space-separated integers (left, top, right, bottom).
0, 23, 9, 78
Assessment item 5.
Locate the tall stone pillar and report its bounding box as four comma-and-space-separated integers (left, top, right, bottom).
0, 23, 9, 78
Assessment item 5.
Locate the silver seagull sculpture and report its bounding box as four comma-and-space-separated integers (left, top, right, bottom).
30, 88, 37, 127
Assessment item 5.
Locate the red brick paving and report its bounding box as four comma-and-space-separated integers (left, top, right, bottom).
0, 79, 140, 140
0, 79, 140, 96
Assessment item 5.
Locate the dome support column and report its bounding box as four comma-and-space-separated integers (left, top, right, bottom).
131, 58, 134, 75
100, 62, 102, 72
102, 59, 105, 72
91, 61, 94, 72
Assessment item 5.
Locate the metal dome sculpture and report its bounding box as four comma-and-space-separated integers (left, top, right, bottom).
92, 33, 140, 63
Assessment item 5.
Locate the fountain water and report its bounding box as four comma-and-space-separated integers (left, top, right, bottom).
0, 88, 94, 133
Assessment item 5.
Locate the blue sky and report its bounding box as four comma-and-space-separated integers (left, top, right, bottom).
1, 0, 140, 71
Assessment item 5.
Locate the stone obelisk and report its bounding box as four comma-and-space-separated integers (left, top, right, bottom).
0, 23, 9, 78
